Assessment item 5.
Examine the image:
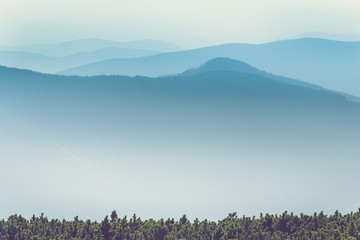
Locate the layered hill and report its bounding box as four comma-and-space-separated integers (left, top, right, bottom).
0, 38, 183, 73
0, 38, 183, 56
1, 61, 360, 218
59, 38, 360, 96
0, 48, 160, 73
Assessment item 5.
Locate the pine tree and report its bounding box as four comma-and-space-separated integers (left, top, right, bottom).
101, 216, 111, 240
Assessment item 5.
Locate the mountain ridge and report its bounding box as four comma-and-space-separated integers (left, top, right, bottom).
58, 38, 360, 97
177, 57, 360, 103
2, 56, 360, 103
2, 60, 360, 107
0, 47, 161, 73
0, 38, 183, 56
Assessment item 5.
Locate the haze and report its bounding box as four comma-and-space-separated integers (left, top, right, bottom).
1, 0, 360, 48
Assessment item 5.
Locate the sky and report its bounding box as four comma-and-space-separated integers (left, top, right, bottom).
1, 0, 360, 48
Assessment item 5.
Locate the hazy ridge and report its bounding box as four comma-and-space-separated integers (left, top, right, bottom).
59, 38, 360, 96
1, 59, 359, 219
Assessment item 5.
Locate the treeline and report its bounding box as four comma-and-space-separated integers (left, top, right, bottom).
1, 210, 360, 240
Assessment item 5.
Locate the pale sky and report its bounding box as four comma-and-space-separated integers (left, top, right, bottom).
1, 0, 360, 48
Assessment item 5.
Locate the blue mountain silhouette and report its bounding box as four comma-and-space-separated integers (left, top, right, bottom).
59, 38, 360, 96
1, 64, 360, 218
0, 38, 183, 56
180, 57, 360, 102
0, 48, 160, 73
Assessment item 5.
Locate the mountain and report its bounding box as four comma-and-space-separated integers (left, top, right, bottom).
0, 43, 54, 53
2, 64, 360, 151
1, 64, 360, 219
0, 38, 183, 57
180, 57, 360, 102
295, 31, 360, 42
180, 57, 261, 76
59, 38, 360, 97
0, 47, 160, 73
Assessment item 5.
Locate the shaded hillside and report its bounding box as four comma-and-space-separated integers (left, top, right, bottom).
180, 57, 324, 90
59, 38, 360, 96
180, 57, 360, 102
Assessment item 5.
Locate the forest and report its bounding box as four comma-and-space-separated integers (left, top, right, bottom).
1, 210, 360, 240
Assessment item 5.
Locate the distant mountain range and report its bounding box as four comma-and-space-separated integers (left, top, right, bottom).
0, 47, 161, 73
0, 39, 185, 73
1, 57, 359, 119
1, 38, 359, 96
59, 38, 360, 97
0, 38, 183, 56
294, 31, 360, 42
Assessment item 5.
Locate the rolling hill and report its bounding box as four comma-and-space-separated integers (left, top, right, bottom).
180, 57, 360, 102
1, 60, 360, 218
59, 38, 360, 97
0, 38, 183, 73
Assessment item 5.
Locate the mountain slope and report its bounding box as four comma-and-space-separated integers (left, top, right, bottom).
59, 38, 360, 96
180, 57, 261, 76
180, 57, 360, 102
1, 65, 360, 219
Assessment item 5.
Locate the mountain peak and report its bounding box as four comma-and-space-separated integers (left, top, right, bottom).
180, 57, 261, 76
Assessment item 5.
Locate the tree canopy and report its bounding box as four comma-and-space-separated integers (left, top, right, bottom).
1, 209, 360, 239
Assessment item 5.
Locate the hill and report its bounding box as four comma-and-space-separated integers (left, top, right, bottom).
1, 64, 360, 218
180, 57, 360, 102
